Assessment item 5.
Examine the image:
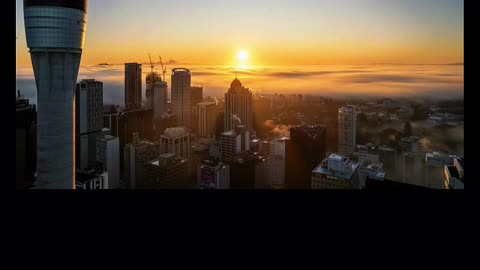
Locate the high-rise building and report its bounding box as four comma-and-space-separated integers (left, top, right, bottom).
197, 101, 219, 138
24, 0, 88, 189
285, 125, 327, 189
96, 135, 120, 189
220, 126, 250, 161
75, 79, 104, 170
124, 137, 161, 189
144, 154, 190, 189
311, 154, 360, 189
224, 78, 253, 132
190, 86, 203, 134
444, 158, 464, 190
16, 93, 37, 189
76, 169, 109, 190
358, 160, 385, 189
146, 72, 168, 124
267, 137, 288, 189
338, 106, 357, 156
160, 127, 190, 160
171, 68, 191, 128
198, 158, 230, 189
125, 63, 142, 109
401, 136, 424, 155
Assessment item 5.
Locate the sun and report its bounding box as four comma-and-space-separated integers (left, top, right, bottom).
238, 50, 249, 63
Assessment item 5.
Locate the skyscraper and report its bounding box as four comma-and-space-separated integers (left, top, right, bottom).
338, 106, 357, 156
75, 79, 104, 170
96, 135, 120, 189
160, 127, 190, 161
285, 125, 327, 189
197, 101, 219, 138
171, 68, 191, 128
224, 78, 253, 132
125, 63, 142, 109
24, 0, 88, 189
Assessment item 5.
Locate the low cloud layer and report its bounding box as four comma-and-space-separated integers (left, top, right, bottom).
16, 64, 464, 105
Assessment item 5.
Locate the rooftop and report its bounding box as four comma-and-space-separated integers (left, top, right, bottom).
313, 154, 359, 180
163, 127, 188, 138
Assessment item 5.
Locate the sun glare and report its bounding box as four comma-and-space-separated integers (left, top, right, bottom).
238, 50, 249, 63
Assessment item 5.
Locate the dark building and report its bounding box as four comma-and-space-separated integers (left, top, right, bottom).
125, 63, 142, 109
190, 86, 203, 134
143, 153, 190, 189
285, 125, 327, 189
118, 108, 154, 178
16, 93, 37, 189
225, 153, 256, 189
75, 79, 104, 170
154, 114, 177, 140
365, 177, 431, 190
103, 105, 120, 137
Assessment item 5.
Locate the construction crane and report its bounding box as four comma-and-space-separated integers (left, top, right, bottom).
159, 56, 167, 82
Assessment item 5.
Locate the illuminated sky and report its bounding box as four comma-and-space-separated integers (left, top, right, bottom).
16, 0, 463, 67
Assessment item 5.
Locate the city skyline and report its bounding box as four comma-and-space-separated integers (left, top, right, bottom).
16, 0, 464, 67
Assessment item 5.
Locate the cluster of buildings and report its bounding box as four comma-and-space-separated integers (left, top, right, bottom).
16, 0, 464, 190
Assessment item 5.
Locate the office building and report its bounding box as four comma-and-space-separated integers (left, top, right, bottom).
198, 158, 230, 189
190, 86, 203, 134
160, 127, 190, 160
254, 155, 269, 189
358, 160, 385, 189
124, 136, 161, 189
401, 136, 424, 155
224, 152, 258, 189
24, 0, 88, 189
267, 137, 288, 189
143, 154, 190, 189
96, 135, 120, 189
224, 78, 253, 132
146, 72, 168, 124
171, 68, 191, 128
125, 63, 142, 109
76, 169, 108, 190
198, 101, 219, 138
352, 144, 380, 164
16, 93, 36, 189
220, 126, 250, 161
75, 79, 104, 170
311, 154, 360, 189
444, 158, 464, 190
285, 125, 327, 189
338, 106, 357, 156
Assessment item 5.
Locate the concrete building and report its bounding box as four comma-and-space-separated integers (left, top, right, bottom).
358, 160, 385, 189
198, 101, 219, 138
125, 63, 142, 109
285, 125, 327, 189
171, 68, 192, 128
96, 135, 120, 189
444, 158, 464, 190
311, 154, 360, 189
198, 158, 230, 189
76, 169, 108, 190
401, 136, 424, 155
24, 0, 88, 189
124, 136, 161, 189
220, 126, 250, 161
16, 94, 36, 189
338, 106, 357, 156
144, 154, 190, 189
353, 144, 380, 164
76, 79, 104, 170
190, 86, 204, 134
224, 78, 253, 132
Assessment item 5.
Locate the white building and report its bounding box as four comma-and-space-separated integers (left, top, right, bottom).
220, 126, 250, 161
311, 154, 360, 189
171, 69, 192, 128
198, 101, 219, 138
146, 72, 168, 123
96, 135, 120, 189
338, 106, 357, 156
224, 78, 253, 132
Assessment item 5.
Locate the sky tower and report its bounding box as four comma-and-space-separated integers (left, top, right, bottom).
23, 0, 88, 189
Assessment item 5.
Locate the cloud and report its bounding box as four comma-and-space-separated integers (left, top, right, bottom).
264, 120, 291, 137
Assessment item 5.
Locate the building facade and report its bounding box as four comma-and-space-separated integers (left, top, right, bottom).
125, 63, 142, 109
338, 106, 357, 156
224, 78, 253, 132
198, 158, 230, 189
96, 135, 120, 189
198, 101, 219, 138
171, 68, 192, 128
143, 154, 190, 189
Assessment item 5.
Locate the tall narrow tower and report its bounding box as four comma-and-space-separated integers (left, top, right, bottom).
171, 68, 191, 128
24, 0, 88, 189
